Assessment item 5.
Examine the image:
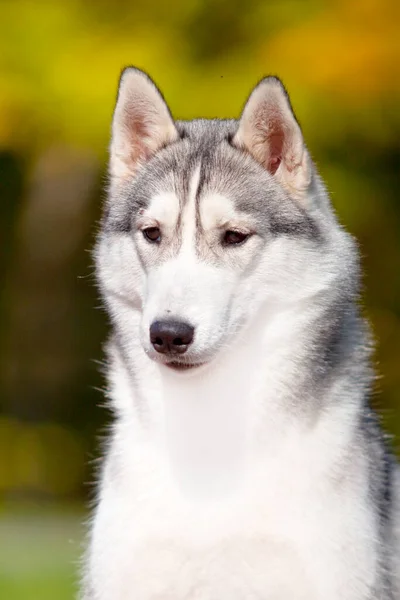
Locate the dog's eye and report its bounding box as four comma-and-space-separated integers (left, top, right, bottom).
143, 227, 161, 243
223, 230, 250, 246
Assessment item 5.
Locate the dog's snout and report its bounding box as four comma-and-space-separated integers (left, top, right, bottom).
150, 320, 194, 355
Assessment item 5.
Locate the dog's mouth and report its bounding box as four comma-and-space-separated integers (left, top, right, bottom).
165, 360, 205, 372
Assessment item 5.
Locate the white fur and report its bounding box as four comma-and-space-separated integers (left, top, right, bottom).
87, 212, 382, 599
86, 299, 378, 600
82, 71, 395, 600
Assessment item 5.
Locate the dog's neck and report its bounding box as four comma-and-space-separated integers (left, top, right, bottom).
109, 299, 350, 497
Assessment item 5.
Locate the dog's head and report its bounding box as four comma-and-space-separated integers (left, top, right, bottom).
97, 68, 354, 372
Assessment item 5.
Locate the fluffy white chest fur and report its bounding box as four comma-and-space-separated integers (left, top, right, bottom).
86, 309, 379, 600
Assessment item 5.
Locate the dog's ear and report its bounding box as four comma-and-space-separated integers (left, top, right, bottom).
233, 77, 311, 200
109, 67, 178, 183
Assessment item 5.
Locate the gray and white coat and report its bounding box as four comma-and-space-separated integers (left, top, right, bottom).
81, 67, 400, 600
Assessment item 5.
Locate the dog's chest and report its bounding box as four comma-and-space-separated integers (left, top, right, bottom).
96, 362, 364, 599
119, 533, 313, 600
101, 436, 328, 599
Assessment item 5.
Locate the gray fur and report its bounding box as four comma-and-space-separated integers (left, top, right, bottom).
104, 119, 320, 241
81, 68, 400, 600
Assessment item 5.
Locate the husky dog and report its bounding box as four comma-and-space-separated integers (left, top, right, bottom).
81, 67, 400, 599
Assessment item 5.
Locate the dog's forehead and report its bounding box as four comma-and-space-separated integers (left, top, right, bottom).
145, 167, 264, 232
143, 128, 277, 226
111, 118, 309, 238
146, 187, 240, 229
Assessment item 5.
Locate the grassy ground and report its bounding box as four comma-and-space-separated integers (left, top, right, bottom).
0, 503, 85, 600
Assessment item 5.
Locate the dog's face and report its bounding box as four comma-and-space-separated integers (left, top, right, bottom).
97, 69, 341, 371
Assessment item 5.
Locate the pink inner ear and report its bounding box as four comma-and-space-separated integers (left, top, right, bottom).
125, 107, 152, 163
267, 129, 284, 175
268, 155, 281, 175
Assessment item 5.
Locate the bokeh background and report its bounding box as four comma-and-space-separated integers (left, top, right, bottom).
0, 0, 399, 597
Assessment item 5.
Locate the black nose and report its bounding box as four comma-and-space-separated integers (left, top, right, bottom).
150, 320, 195, 355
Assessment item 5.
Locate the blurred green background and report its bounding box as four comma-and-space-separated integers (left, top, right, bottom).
0, 0, 399, 597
